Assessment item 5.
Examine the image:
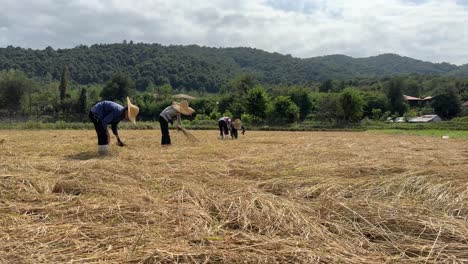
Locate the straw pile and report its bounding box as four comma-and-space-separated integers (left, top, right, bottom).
0, 130, 467, 263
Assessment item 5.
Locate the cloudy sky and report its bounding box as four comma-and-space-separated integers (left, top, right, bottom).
1, 0, 468, 65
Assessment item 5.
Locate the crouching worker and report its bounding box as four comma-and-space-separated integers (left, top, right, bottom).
230, 119, 245, 139
159, 100, 195, 145
218, 116, 231, 139
89, 97, 139, 154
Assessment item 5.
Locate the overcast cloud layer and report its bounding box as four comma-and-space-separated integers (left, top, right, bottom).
1, 0, 468, 65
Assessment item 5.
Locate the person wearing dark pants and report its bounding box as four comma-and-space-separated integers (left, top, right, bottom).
218, 116, 231, 139
229, 119, 245, 139
158, 115, 171, 145
89, 97, 139, 154
89, 111, 109, 145
159, 100, 195, 145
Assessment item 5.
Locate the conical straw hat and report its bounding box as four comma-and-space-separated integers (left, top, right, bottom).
173, 94, 197, 100
172, 100, 195, 115
127, 97, 139, 125
233, 119, 242, 130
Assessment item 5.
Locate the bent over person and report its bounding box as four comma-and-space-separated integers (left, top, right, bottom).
89, 97, 139, 154
230, 119, 245, 139
218, 116, 231, 139
159, 100, 195, 145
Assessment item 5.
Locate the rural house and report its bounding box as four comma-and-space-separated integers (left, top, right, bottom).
408, 115, 442, 123
404, 95, 433, 107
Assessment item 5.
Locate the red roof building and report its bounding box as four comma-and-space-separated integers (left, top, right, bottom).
403, 95, 433, 107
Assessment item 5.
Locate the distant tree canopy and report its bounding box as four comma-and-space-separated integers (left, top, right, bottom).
1, 43, 467, 123
316, 94, 341, 123
226, 74, 257, 95
386, 78, 409, 115
244, 86, 269, 119
339, 88, 364, 123
1, 44, 468, 94
319, 79, 334, 92
288, 87, 313, 120
361, 91, 389, 118
0, 70, 33, 114
432, 87, 461, 119
270, 96, 300, 124
101, 72, 135, 101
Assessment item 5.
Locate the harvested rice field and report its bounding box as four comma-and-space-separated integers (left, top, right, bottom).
0, 130, 467, 263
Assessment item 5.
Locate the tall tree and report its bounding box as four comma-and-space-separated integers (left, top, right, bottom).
386, 77, 408, 115
226, 74, 257, 95
77, 88, 88, 114
0, 70, 34, 113
361, 91, 389, 118
316, 94, 341, 123
270, 96, 299, 124
337, 80, 346, 91
319, 79, 333, 93
339, 88, 364, 123
101, 72, 135, 101
405, 80, 421, 97
58, 66, 69, 101
288, 87, 312, 120
432, 87, 461, 119
0, 70, 33, 114
244, 85, 269, 119
158, 83, 173, 98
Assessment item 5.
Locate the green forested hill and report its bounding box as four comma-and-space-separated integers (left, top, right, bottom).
0, 43, 466, 92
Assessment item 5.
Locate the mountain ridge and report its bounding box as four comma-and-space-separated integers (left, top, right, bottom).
1, 43, 467, 91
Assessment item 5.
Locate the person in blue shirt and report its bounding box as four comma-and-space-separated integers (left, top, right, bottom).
88, 97, 139, 154
159, 100, 195, 145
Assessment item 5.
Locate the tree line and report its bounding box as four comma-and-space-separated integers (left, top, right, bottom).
0, 68, 466, 125
2, 43, 468, 95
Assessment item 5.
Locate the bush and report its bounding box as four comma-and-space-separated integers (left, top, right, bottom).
240, 113, 253, 124
419, 107, 434, 115
222, 110, 233, 118
21, 121, 45, 129
371, 108, 382, 120
209, 110, 221, 120
459, 108, 468, 117
381, 111, 392, 121
451, 116, 468, 123
194, 114, 210, 121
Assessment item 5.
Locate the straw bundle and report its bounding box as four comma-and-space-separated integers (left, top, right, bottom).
180, 127, 199, 142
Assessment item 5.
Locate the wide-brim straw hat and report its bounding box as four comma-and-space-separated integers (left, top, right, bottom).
233, 119, 242, 130
172, 100, 195, 115
127, 97, 139, 125
173, 94, 197, 100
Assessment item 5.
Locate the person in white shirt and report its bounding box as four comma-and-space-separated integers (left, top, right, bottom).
218, 116, 231, 139
158, 100, 195, 145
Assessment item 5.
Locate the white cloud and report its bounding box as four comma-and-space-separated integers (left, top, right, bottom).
0, 0, 468, 64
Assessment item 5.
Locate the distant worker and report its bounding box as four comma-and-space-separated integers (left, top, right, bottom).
159, 100, 195, 145
230, 119, 245, 139
89, 97, 139, 154
218, 116, 231, 139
